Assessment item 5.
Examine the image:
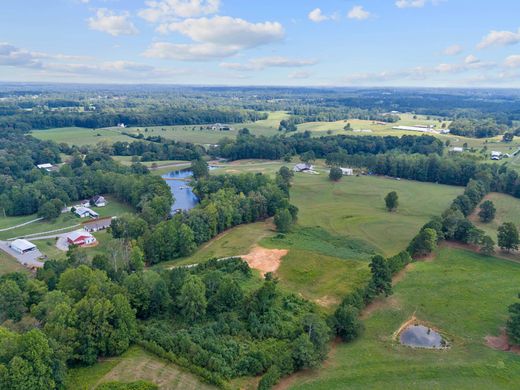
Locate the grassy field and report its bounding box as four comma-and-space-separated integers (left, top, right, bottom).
66, 345, 214, 390
470, 192, 520, 243
290, 174, 463, 256
0, 251, 29, 275
31, 127, 133, 146
285, 247, 520, 389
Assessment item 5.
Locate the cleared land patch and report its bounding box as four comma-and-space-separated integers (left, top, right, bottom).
242, 246, 288, 276
66, 345, 214, 390
31, 127, 133, 146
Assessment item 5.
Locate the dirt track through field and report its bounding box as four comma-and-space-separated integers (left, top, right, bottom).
242, 246, 288, 276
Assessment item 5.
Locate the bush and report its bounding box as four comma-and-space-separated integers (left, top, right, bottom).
329, 167, 343, 181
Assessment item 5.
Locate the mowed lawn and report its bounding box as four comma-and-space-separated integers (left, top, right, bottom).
290, 174, 463, 256
286, 247, 520, 390
31, 127, 133, 146
66, 345, 215, 390
0, 251, 29, 275
470, 192, 520, 243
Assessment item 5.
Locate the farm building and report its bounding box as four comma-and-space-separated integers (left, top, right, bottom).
10, 239, 37, 254
90, 195, 107, 207
451, 147, 463, 153
210, 123, 232, 131
74, 206, 99, 219
82, 217, 112, 232
66, 230, 96, 246
491, 151, 502, 160
293, 163, 314, 172
36, 163, 55, 172
340, 168, 354, 176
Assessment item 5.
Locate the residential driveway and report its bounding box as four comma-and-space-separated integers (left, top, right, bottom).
0, 240, 44, 268
56, 237, 69, 251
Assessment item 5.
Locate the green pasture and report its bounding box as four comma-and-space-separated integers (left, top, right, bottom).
289, 174, 463, 256
287, 247, 520, 390
66, 345, 214, 390
31, 127, 133, 146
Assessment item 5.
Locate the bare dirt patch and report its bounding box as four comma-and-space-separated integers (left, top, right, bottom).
314, 295, 340, 308
486, 329, 520, 355
361, 295, 400, 319
242, 246, 288, 276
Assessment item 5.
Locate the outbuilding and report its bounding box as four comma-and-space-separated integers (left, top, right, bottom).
293, 163, 313, 172
66, 230, 97, 246
340, 167, 354, 176
74, 206, 99, 219
10, 239, 37, 254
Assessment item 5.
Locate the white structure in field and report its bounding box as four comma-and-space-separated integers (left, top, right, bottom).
293, 163, 314, 172
10, 239, 37, 254
491, 151, 502, 160
340, 168, 354, 176
74, 206, 99, 218
451, 147, 463, 153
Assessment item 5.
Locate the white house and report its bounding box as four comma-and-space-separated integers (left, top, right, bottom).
90, 195, 107, 207
451, 147, 464, 153
36, 163, 54, 172
74, 206, 99, 219
340, 167, 354, 176
293, 163, 313, 172
491, 151, 502, 160
10, 239, 37, 254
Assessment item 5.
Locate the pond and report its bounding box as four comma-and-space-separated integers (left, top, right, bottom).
399, 324, 447, 349
162, 166, 218, 213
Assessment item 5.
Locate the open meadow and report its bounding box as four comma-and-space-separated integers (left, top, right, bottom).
66, 345, 214, 390
283, 247, 520, 390
31, 127, 133, 146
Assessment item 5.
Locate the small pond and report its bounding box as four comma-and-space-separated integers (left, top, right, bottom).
399, 324, 447, 349
162, 166, 218, 213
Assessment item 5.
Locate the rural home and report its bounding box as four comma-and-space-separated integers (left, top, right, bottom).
293, 163, 314, 172
36, 163, 55, 172
451, 147, 463, 153
82, 217, 112, 232
340, 167, 354, 176
491, 151, 502, 160
90, 195, 107, 207
66, 230, 96, 246
10, 239, 37, 254
74, 206, 99, 219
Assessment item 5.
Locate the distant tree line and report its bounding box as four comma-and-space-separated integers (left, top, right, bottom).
449, 118, 508, 138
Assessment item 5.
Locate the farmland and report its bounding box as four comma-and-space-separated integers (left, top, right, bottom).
66, 345, 214, 390
284, 247, 520, 390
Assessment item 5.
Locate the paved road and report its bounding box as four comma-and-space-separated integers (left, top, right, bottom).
0, 240, 44, 268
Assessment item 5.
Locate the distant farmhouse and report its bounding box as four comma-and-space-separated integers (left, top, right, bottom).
74, 206, 99, 219
36, 163, 56, 172
210, 123, 233, 131
340, 167, 354, 176
491, 151, 502, 160
66, 230, 97, 247
451, 147, 464, 153
293, 163, 314, 173
90, 195, 107, 207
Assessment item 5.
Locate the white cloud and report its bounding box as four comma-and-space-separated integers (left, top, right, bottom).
395, 0, 442, 9
477, 29, 520, 49
220, 56, 317, 71
505, 55, 520, 68
347, 6, 371, 21
139, 0, 220, 23
443, 44, 463, 56
0, 43, 42, 68
88, 9, 138, 36
308, 8, 329, 23
464, 54, 479, 64
146, 16, 284, 61
288, 71, 311, 79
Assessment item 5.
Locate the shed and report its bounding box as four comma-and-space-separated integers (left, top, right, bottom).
10, 239, 37, 254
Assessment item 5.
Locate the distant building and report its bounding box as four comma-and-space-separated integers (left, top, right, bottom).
340, 167, 354, 176
440, 129, 451, 134
82, 217, 112, 232
117, 123, 126, 128
36, 163, 55, 172
451, 147, 464, 153
491, 151, 502, 160
293, 163, 314, 172
66, 230, 96, 246
90, 195, 107, 207
74, 206, 99, 219
392, 125, 438, 134
10, 239, 37, 254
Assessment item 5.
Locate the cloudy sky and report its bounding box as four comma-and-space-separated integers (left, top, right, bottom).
1, 0, 520, 87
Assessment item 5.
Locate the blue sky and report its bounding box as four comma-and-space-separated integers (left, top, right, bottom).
1, 0, 520, 86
